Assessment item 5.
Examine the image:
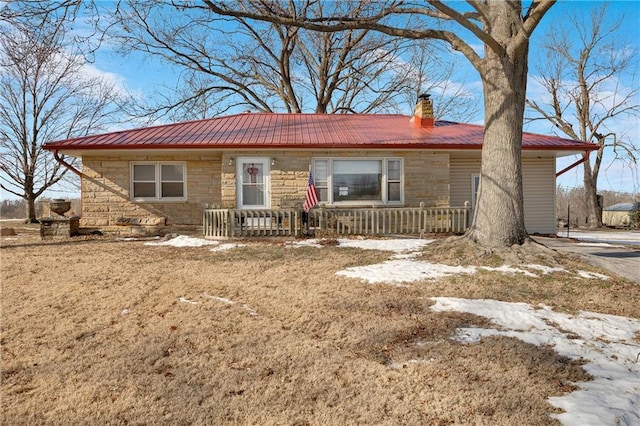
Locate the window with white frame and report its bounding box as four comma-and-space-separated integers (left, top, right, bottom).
312, 158, 403, 205
131, 162, 186, 201
471, 173, 480, 209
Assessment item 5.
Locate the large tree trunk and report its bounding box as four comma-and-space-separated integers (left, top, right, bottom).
465, 3, 529, 247
582, 160, 603, 228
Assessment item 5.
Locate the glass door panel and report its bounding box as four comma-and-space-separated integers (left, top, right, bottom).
237, 158, 269, 208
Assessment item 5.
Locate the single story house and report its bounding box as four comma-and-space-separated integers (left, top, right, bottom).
603, 202, 640, 227
43, 97, 596, 236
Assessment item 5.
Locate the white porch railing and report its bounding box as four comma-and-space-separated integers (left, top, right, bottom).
203, 209, 300, 238
309, 205, 470, 235
204, 205, 471, 238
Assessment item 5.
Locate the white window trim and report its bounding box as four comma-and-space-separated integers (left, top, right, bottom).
313, 157, 404, 206
130, 161, 187, 202
236, 157, 271, 209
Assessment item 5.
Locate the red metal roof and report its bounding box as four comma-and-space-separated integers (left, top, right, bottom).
43, 113, 597, 152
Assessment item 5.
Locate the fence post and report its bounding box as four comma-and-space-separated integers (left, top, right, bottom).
202, 210, 208, 237
227, 209, 234, 238
372, 204, 378, 234
319, 204, 326, 232
464, 201, 470, 231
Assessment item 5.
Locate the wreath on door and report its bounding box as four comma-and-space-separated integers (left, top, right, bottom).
246, 164, 259, 186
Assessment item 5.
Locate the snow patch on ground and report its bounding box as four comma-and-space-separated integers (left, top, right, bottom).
337, 259, 607, 284
142, 235, 245, 251
577, 270, 610, 280
430, 297, 640, 426
145, 235, 219, 247
290, 237, 611, 283
337, 259, 476, 284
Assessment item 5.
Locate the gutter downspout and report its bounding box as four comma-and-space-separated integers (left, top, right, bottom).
556, 151, 590, 177
53, 150, 83, 177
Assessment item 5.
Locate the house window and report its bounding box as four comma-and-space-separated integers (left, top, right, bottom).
131, 162, 186, 201
471, 173, 480, 209
387, 159, 402, 202
312, 158, 403, 205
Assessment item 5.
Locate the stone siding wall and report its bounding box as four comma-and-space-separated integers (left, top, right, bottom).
81, 150, 449, 234
403, 151, 449, 207
81, 154, 220, 234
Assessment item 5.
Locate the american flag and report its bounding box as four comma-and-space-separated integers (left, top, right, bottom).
303, 171, 319, 212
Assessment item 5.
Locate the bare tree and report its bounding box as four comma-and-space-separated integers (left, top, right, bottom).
204, 0, 555, 247
526, 4, 639, 228
397, 39, 481, 122
104, 1, 477, 121
1, 1, 80, 23
0, 14, 128, 222
106, 1, 406, 117
1, 1, 103, 58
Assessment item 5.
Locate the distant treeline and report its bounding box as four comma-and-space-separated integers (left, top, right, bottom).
1, 198, 81, 219
556, 187, 638, 227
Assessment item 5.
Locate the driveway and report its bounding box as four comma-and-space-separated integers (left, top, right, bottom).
533, 230, 640, 284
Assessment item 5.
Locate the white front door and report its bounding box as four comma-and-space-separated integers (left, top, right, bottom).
237, 157, 270, 209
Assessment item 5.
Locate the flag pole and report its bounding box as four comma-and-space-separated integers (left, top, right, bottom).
303, 164, 319, 215
308, 164, 311, 233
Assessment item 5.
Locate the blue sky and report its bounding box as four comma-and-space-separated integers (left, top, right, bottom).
2, 0, 639, 202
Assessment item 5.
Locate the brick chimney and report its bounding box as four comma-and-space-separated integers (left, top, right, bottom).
412, 93, 434, 128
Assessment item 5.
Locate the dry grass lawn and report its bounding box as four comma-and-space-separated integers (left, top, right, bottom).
1, 227, 638, 425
